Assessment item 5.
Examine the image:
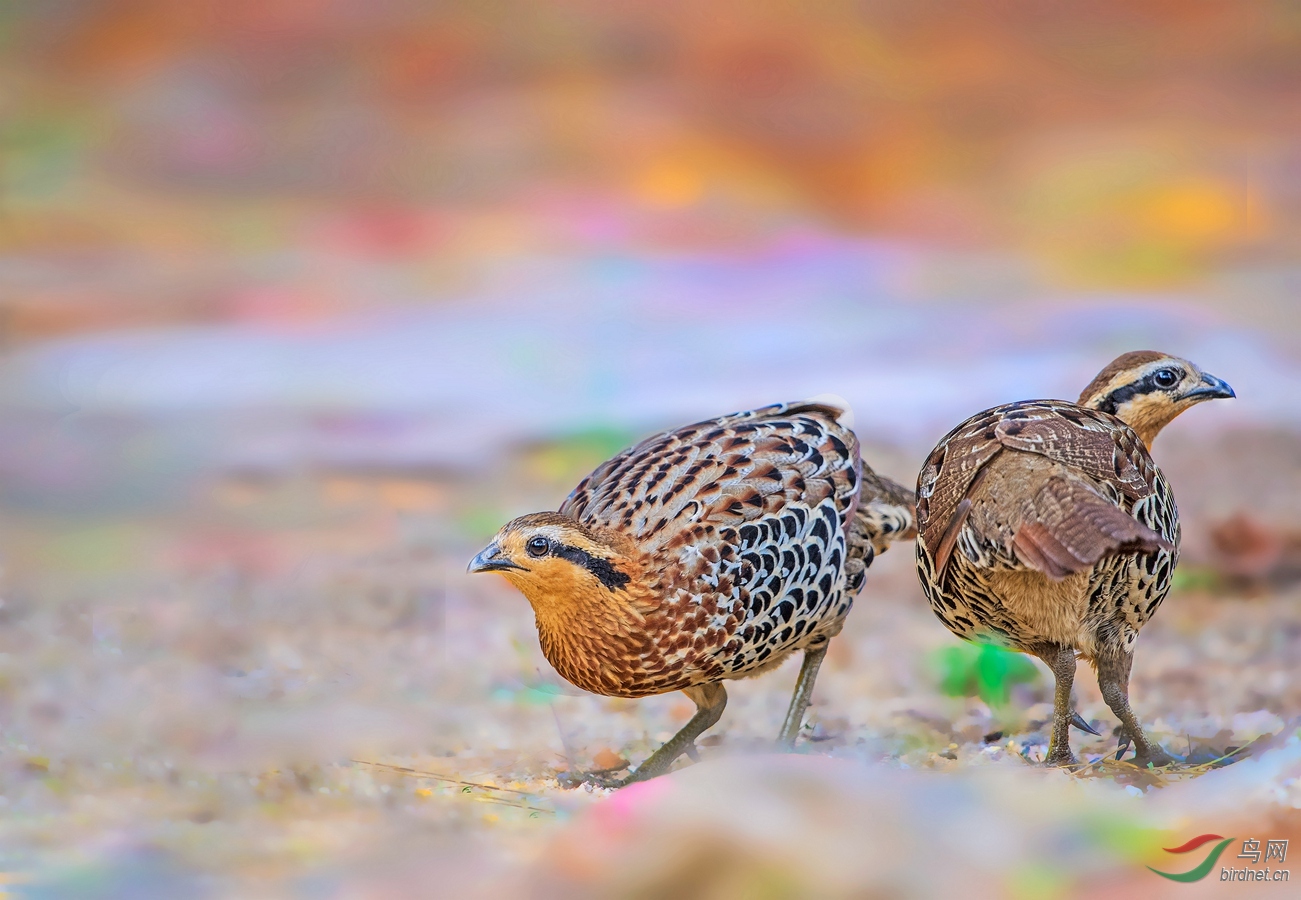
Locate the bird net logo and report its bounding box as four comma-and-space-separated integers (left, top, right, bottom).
1148, 834, 1290, 884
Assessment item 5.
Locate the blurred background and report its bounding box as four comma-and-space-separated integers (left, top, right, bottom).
0, 1, 1298, 897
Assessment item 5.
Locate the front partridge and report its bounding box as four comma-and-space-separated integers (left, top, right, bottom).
470, 400, 914, 786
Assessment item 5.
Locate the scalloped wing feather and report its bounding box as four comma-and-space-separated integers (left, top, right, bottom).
917, 400, 1163, 576
548, 401, 913, 694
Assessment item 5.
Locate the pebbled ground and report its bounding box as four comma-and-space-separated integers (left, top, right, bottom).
0, 431, 1298, 897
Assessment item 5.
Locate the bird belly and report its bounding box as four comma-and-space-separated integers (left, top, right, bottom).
925, 548, 1099, 656
980, 567, 1097, 655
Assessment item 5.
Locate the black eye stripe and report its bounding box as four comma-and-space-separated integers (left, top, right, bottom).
1096, 367, 1184, 414
551, 543, 630, 591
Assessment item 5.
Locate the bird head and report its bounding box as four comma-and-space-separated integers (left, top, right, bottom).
467, 512, 636, 611
1077, 350, 1234, 447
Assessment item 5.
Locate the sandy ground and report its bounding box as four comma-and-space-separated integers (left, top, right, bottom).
0, 426, 1297, 898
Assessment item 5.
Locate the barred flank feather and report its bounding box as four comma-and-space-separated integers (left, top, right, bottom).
538, 400, 914, 697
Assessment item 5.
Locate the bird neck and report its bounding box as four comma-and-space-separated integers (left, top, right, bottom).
519, 561, 658, 696
1121, 416, 1164, 450
524, 574, 643, 639
1097, 397, 1183, 449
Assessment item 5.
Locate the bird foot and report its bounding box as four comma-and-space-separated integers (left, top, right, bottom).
556, 761, 633, 790
1044, 746, 1078, 767
1069, 711, 1101, 736
1114, 735, 1174, 768
1131, 746, 1175, 768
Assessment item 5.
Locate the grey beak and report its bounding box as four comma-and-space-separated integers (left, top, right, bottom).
1188, 371, 1235, 401
467, 542, 526, 574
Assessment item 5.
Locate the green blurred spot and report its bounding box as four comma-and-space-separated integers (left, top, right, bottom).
1080, 813, 1164, 861
518, 684, 565, 705
458, 505, 509, 541
932, 642, 1040, 708
1073, 241, 1198, 285
491, 683, 565, 706
1008, 862, 1070, 900
525, 427, 639, 484
1171, 565, 1220, 594
1, 113, 87, 200
39, 525, 142, 575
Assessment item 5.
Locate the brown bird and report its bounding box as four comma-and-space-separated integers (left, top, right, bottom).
915, 351, 1234, 766
469, 401, 914, 787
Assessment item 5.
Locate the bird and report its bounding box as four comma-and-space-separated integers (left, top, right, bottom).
468, 400, 915, 787
914, 351, 1234, 766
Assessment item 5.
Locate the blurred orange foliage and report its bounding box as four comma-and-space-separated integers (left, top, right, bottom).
0, 0, 1294, 336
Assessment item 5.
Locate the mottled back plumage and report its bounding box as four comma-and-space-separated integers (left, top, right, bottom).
547, 400, 913, 697
915, 399, 1177, 657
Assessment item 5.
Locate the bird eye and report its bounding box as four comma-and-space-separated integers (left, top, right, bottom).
526, 536, 550, 558
1152, 368, 1180, 389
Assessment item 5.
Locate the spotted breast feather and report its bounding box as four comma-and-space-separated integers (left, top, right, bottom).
559, 400, 897, 691
471, 399, 914, 786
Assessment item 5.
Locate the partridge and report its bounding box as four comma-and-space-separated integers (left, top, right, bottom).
469, 401, 914, 787
915, 352, 1234, 766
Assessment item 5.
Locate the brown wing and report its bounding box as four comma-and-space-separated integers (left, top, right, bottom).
917, 399, 1165, 579
916, 416, 1004, 562
992, 410, 1151, 500
1010, 476, 1172, 581
560, 400, 862, 550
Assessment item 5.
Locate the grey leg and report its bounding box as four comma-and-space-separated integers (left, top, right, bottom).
1036, 644, 1079, 766
1096, 650, 1173, 767
777, 640, 829, 749
558, 683, 727, 789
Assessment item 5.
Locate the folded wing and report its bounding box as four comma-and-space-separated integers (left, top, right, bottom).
918, 400, 1168, 582
1011, 475, 1172, 581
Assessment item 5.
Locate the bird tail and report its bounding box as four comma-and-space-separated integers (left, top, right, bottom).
844, 469, 916, 592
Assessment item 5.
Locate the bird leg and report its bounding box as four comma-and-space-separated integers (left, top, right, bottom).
1095, 649, 1173, 768
1036, 644, 1079, 766
777, 639, 828, 748
558, 683, 727, 789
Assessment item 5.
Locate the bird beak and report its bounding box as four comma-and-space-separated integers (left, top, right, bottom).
467, 542, 526, 574
1186, 371, 1235, 401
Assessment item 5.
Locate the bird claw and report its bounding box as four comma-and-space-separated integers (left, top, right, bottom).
557, 770, 631, 790
1133, 748, 1175, 768
1069, 711, 1101, 736
1111, 730, 1174, 767
556, 760, 633, 790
